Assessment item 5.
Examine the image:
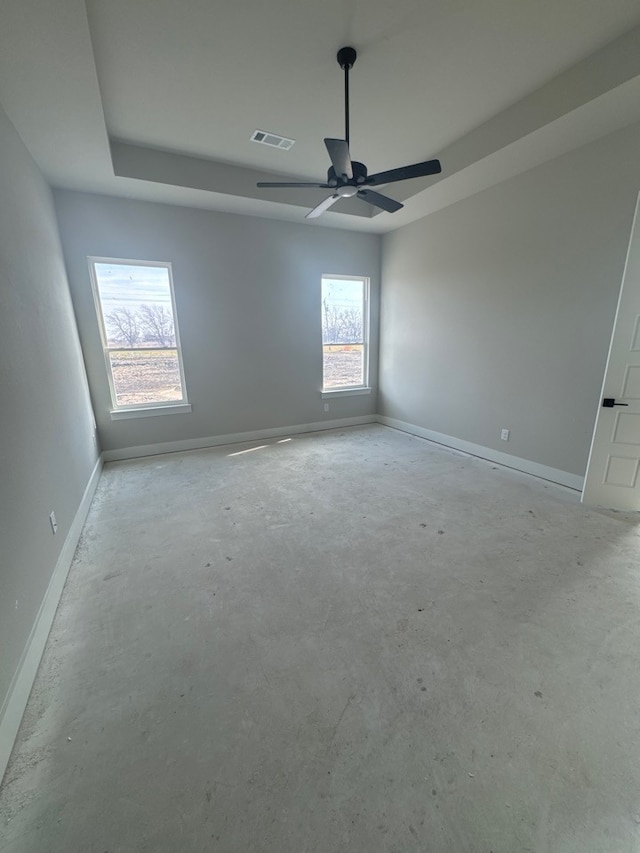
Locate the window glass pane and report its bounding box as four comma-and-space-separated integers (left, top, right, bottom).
322, 277, 365, 389
109, 349, 182, 407
93, 263, 176, 349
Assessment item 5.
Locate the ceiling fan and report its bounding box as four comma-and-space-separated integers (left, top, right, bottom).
257, 46, 442, 219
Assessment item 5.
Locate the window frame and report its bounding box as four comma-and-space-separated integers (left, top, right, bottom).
88, 256, 190, 417
321, 273, 371, 395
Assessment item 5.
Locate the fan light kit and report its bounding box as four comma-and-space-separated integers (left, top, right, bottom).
257, 46, 442, 219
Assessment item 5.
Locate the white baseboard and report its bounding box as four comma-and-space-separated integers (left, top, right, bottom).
98, 414, 583, 492
101, 415, 377, 462
0, 454, 103, 784
377, 415, 584, 491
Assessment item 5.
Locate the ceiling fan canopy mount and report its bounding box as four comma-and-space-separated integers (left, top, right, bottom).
336, 46, 357, 71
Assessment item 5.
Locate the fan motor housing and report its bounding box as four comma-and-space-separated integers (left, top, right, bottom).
327, 160, 367, 187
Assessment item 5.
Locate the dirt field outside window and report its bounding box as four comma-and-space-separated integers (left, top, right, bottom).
323, 344, 364, 388
109, 344, 366, 407
109, 350, 183, 406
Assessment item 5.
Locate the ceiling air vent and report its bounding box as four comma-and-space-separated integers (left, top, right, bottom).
251, 129, 295, 150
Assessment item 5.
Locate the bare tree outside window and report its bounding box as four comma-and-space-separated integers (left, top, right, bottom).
139, 304, 176, 347
105, 307, 141, 347
322, 303, 363, 344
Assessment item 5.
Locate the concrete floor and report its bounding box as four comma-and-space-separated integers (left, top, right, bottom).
1, 424, 639, 852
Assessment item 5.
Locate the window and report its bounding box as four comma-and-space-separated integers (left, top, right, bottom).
321, 275, 369, 392
89, 258, 189, 415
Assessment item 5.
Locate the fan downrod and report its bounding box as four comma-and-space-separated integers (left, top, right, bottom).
337, 47, 356, 145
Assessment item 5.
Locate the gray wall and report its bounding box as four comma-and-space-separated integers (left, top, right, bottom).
0, 106, 98, 711
379, 121, 640, 478
54, 192, 381, 454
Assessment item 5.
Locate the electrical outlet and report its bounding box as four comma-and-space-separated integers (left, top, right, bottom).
500, 428, 510, 441
323, 403, 329, 413
49, 511, 58, 534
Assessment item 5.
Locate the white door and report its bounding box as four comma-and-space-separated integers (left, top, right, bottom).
582, 194, 640, 510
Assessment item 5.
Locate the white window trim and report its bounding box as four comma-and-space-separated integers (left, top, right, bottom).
88, 257, 190, 417
321, 387, 372, 399
321, 273, 370, 393
110, 403, 192, 420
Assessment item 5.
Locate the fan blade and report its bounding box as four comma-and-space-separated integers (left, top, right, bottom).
306, 194, 341, 219
257, 182, 330, 188
357, 189, 403, 213
366, 158, 441, 186
324, 139, 353, 180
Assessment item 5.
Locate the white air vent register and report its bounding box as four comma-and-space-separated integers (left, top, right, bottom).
251, 130, 295, 150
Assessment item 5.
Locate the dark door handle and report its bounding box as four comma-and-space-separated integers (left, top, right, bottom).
603, 398, 629, 407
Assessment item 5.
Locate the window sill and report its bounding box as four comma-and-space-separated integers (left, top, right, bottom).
321, 387, 372, 399
110, 403, 192, 420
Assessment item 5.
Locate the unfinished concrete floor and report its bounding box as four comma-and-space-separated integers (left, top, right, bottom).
1, 424, 640, 852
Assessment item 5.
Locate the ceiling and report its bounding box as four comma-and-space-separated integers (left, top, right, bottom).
2, 0, 640, 233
